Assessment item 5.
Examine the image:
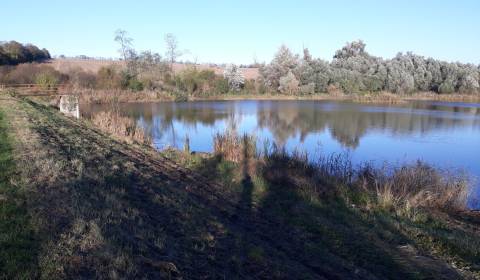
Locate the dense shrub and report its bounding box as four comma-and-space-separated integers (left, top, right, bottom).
214, 78, 229, 94
278, 71, 299, 94
35, 72, 59, 89
174, 68, 223, 96
67, 68, 97, 89
0, 64, 65, 85
96, 66, 122, 89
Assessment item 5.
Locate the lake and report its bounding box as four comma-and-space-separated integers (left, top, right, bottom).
83, 100, 480, 208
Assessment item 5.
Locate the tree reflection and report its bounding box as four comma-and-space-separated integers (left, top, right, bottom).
84, 101, 480, 149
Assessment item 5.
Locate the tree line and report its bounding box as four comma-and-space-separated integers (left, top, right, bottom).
260, 41, 480, 94
0, 41, 51, 65
1, 35, 479, 96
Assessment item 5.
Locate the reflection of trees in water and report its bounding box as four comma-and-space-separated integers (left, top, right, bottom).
258, 102, 480, 148
86, 101, 480, 149
125, 103, 234, 145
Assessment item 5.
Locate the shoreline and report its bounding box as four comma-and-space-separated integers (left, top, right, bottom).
66, 89, 480, 105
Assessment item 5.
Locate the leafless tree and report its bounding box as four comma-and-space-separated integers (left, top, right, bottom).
164, 33, 183, 72
114, 29, 133, 62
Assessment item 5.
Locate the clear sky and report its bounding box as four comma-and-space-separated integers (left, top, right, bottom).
1, 0, 479, 64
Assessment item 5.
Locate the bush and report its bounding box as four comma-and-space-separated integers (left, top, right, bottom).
127, 78, 144, 91
96, 66, 122, 89
299, 82, 315, 95
213, 78, 229, 94
35, 72, 59, 89
438, 80, 455, 94
279, 71, 299, 94
0, 64, 65, 85
67, 67, 96, 89
175, 68, 217, 96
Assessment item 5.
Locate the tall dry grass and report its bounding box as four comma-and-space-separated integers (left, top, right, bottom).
76, 89, 171, 104
213, 131, 256, 163
92, 111, 151, 145
352, 91, 405, 104
359, 162, 469, 211
259, 144, 469, 212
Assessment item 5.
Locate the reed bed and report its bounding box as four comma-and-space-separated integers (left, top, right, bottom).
358, 162, 469, 211
213, 131, 256, 163
92, 111, 151, 145
352, 91, 405, 104
232, 140, 470, 212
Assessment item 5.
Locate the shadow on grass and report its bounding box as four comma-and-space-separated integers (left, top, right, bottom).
12, 99, 470, 279
193, 150, 465, 279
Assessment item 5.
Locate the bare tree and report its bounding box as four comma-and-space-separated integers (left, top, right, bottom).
114, 29, 133, 62
164, 33, 183, 72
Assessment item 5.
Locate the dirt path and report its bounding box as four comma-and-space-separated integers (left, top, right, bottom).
0, 93, 474, 279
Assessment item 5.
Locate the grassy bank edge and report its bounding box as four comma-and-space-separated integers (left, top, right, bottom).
0, 108, 38, 279
72, 89, 480, 105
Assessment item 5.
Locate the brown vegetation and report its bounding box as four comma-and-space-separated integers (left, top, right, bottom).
213, 131, 256, 163
47, 58, 260, 79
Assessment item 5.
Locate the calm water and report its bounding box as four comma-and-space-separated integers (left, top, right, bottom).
83, 100, 480, 208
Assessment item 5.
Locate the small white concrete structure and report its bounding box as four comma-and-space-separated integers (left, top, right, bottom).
59, 95, 80, 118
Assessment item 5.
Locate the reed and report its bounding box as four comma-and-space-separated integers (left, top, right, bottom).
213, 131, 256, 163
260, 144, 469, 212
91, 110, 151, 145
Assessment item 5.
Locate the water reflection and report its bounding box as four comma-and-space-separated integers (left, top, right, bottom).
83, 100, 480, 207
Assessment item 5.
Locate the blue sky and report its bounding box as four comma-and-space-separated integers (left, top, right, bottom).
1, 0, 479, 64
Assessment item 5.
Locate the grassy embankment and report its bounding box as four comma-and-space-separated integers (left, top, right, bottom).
0, 91, 479, 279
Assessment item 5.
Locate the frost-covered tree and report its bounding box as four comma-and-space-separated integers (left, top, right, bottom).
296, 48, 332, 93
279, 71, 299, 94
260, 45, 300, 90
385, 56, 415, 93
260, 41, 480, 95
223, 64, 245, 91
457, 66, 480, 93
333, 40, 366, 60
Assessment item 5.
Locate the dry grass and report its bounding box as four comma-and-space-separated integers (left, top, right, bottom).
213, 131, 256, 163
92, 110, 151, 145
359, 162, 469, 212
403, 91, 480, 102
76, 89, 172, 104
352, 91, 405, 104
261, 145, 470, 212
46, 59, 260, 80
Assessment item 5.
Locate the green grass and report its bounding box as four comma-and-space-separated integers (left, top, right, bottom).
0, 110, 38, 279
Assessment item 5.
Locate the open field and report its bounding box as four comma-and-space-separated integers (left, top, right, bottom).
46, 58, 260, 80
0, 91, 480, 279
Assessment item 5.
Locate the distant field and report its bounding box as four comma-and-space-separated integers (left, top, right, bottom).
45, 59, 260, 80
